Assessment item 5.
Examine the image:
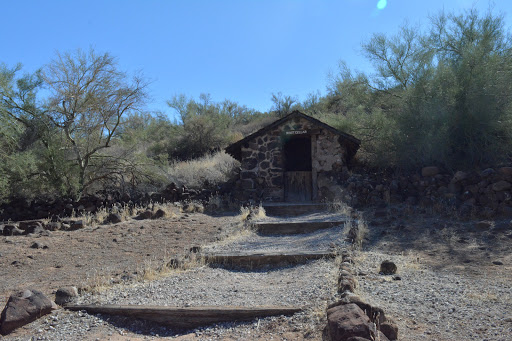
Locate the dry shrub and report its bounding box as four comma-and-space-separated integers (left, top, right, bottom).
238, 203, 266, 223
239, 206, 251, 222
330, 199, 352, 216
165, 151, 239, 189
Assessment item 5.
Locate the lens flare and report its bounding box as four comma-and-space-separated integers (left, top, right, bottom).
377, 0, 387, 10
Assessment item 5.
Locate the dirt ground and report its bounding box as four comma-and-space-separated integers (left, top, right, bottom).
1, 204, 511, 340
356, 205, 512, 340
364, 204, 512, 275
0, 211, 241, 309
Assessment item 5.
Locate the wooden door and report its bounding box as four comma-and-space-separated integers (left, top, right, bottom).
284, 171, 312, 202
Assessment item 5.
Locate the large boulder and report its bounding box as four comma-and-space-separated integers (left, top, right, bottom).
326, 303, 389, 341
0, 289, 55, 335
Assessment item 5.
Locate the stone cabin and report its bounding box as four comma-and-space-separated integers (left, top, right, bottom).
225, 111, 360, 202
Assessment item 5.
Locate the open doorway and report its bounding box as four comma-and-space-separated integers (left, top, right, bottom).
283, 136, 312, 201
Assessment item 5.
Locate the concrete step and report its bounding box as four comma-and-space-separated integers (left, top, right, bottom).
262, 203, 329, 217
65, 304, 301, 328
254, 220, 346, 235
205, 250, 335, 268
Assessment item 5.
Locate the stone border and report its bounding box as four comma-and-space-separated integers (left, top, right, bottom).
324, 251, 398, 340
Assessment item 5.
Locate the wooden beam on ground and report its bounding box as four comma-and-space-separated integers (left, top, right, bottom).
65, 305, 301, 328
262, 203, 329, 217
254, 220, 347, 235
205, 250, 335, 268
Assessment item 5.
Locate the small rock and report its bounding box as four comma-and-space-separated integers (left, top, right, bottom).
498, 167, 512, 176
3, 225, 23, 236
421, 166, 439, 177
54, 286, 79, 306
105, 213, 122, 224
475, 221, 493, 230
392, 275, 401, 281
380, 260, 397, 275
380, 319, 399, 340
480, 168, 495, 178
492, 180, 511, 192
23, 223, 45, 235
152, 209, 167, 219
30, 242, 48, 249
338, 276, 357, 293
189, 246, 201, 253
492, 260, 504, 265
45, 222, 61, 231
451, 171, 468, 183
135, 210, 153, 220
69, 220, 85, 230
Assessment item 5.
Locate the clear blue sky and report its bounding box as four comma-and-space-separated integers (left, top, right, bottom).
2, 0, 511, 119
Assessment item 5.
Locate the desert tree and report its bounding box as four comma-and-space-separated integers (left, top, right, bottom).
270, 92, 298, 117
39, 49, 149, 197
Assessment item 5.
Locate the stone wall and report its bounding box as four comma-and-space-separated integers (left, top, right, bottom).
324, 165, 512, 218
237, 116, 351, 202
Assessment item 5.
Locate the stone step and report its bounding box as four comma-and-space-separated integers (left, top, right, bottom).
205, 250, 335, 268
65, 304, 301, 329
254, 220, 347, 235
262, 203, 329, 217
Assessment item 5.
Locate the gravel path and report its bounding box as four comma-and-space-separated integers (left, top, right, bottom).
203, 225, 346, 254
255, 212, 347, 224
4, 212, 347, 340
77, 260, 337, 308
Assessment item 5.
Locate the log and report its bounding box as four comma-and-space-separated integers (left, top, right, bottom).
254, 220, 347, 235
65, 305, 301, 328
205, 250, 335, 268
262, 203, 329, 217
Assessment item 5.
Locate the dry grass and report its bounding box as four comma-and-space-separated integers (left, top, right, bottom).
329, 199, 352, 216
83, 269, 116, 294
343, 217, 368, 250
165, 151, 239, 189
239, 203, 266, 223
137, 253, 206, 282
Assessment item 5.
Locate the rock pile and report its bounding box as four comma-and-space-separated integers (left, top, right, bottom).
0, 182, 228, 222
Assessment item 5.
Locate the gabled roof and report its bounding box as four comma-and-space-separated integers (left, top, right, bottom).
225, 111, 361, 161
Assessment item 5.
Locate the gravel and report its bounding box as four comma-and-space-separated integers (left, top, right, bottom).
355, 251, 512, 341
203, 224, 346, 254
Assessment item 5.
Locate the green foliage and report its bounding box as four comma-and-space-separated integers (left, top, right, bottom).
270, 92, 299, 117
167, 93, 263, 160
327, 8, 512, 170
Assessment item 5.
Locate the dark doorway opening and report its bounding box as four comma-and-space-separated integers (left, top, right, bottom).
283, 136, 312, 202
283, 137, 312, 171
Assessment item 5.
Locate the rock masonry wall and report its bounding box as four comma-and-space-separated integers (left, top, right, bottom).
237, 116, 349, 202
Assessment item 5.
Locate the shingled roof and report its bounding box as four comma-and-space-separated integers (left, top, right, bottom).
225, 111, 361, 161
